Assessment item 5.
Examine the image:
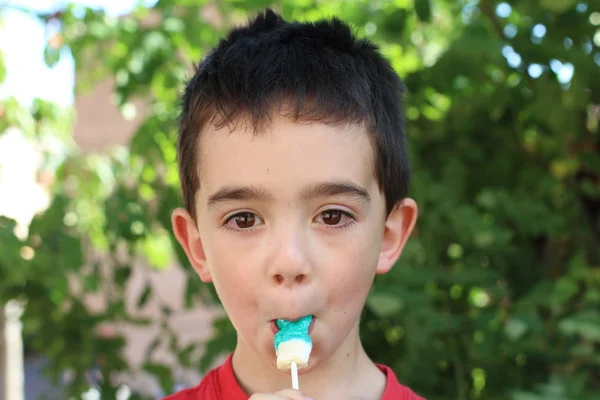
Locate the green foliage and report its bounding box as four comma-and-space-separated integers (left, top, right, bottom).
1, 0, 600, 398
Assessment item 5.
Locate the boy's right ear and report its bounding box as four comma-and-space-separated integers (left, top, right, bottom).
171, 208, 212, 282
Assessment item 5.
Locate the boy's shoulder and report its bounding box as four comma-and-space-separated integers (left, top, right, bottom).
159, 367, 223, 400
376, 363, 427, 400
160, 354, 245, 400
162, 353, 426, 400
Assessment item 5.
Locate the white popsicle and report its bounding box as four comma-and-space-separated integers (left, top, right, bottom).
273, 315, 314, 390
276, 338, 312, 370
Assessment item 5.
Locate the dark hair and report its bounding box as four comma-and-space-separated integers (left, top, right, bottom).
177, 8, 410, 220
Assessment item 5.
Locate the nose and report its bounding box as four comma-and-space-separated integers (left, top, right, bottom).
267, 228, 313, 287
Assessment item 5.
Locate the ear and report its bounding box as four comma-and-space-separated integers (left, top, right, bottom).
376, 198, 418, 275
171, 208, 212, 282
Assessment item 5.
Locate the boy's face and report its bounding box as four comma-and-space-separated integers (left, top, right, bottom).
172, 114, 417, 373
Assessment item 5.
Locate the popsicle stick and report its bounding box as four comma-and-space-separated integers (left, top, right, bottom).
291, 361, 299, 390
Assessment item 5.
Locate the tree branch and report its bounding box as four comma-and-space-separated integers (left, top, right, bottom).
480, 0, 505, 40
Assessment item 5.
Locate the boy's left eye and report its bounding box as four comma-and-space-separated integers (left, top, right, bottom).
316, 210, 355, 226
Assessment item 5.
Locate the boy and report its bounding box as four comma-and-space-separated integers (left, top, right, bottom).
167, 8, 421, 400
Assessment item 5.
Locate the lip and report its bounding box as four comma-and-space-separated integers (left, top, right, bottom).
270, 316, 316, 335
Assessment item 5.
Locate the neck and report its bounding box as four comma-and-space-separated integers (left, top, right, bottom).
231, 323, 386, 400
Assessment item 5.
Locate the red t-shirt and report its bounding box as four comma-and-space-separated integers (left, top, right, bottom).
162, 354, 425, 400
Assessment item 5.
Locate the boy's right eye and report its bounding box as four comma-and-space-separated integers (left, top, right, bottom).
225, 212, 262, 230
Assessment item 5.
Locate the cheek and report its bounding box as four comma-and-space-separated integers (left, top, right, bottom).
323, 232, 380, 308
204, 238, 260, 315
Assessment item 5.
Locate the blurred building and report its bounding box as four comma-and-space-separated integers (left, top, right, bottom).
0, 42, 217, 400
68, 4, 227, 398
70, 72, 220, 398
0, 5, 227, 398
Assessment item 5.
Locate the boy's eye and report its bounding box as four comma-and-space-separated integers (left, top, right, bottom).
226, 212, 261, 229
317, 210, 354, 226
322, 210, 342, 225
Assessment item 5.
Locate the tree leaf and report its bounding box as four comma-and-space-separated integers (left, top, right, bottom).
366, 293, 404, 317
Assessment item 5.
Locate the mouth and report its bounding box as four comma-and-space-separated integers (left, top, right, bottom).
270, 316, 315, 335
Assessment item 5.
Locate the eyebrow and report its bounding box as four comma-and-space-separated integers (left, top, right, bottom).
299, 181, 371, 203
206, 181, 371, 209
207, 186, 274, 209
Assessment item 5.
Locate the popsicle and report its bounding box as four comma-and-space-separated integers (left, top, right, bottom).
274, 315, 313, 389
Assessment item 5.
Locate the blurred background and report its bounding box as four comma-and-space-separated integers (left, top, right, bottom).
0, 0, 599, 399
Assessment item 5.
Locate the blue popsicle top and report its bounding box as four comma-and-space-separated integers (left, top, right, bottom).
274, 315, 313, 350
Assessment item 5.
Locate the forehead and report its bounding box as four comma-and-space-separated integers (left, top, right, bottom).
196, 115, 378, 200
